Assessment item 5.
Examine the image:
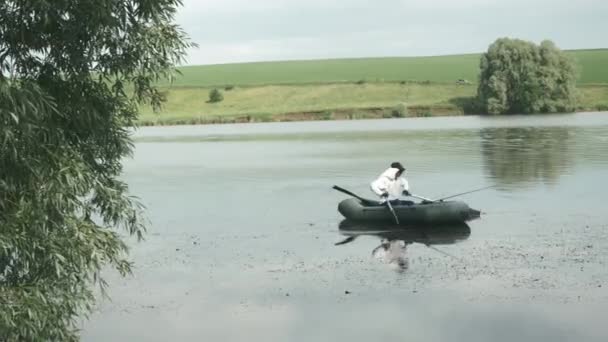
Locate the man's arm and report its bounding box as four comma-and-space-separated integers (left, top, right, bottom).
370, 177, 388, 197
401, 178, 410, 196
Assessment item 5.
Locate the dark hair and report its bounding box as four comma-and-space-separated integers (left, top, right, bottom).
390, 162, 405, 171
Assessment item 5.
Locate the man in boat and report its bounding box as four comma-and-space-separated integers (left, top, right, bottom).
370, 162, 411, 205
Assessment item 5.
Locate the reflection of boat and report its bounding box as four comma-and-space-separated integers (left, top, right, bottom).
338, 197, 480, 224
336, 220, 471, 272
336, 220, 471, 246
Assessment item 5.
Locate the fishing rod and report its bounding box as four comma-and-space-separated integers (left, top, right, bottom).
436, 185, 496, 201
333, 183, 495, 206
408, 193, 436, 202
407, 185, 496, 202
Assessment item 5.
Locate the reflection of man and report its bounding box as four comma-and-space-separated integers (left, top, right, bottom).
334, 235, 410, 272
334, 235, 411, 272
372, 239, 410, 272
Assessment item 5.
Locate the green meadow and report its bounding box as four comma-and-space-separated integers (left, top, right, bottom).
160, 54, 481, 87
140, 49, 608, 125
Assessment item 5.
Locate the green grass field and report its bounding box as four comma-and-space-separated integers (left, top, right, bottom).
141, 49, 608, 125
163, 49, 608, 87
162, 54, 481, 87
140, 83, 476, 124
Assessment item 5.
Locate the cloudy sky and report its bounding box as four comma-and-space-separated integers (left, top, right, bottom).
176, 0, 608, 65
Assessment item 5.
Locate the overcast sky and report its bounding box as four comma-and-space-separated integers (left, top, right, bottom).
176, 0, 608, 65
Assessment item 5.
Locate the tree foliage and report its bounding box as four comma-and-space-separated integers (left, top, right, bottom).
477, 38, 578, 114
0, 1, 193, 340
208, 88, 223, 103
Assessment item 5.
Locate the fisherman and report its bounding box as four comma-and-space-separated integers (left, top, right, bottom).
370, 162, 411, 204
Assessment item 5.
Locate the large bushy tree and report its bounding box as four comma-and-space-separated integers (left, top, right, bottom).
477, 38, 577, 114
0, 1, 192, 340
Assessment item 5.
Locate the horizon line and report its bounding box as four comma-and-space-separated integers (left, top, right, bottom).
179, 47, 608, 68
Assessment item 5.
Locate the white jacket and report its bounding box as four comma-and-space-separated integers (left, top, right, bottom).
370, 167, 410, 200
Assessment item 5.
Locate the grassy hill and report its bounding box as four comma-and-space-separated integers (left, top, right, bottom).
140, 49, 608, 125
163, 49, 608, 87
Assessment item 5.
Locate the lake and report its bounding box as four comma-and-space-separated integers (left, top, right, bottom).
82, 112, 608, 342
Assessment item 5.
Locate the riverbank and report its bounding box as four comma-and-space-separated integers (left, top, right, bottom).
137, 83, 608, 126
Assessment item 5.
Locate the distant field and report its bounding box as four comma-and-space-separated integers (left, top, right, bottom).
570, 49, 608, 84
139, 83, 608, 125
139, 83, 476, 123
139, 49, 608, 125
162, 49, 608, 88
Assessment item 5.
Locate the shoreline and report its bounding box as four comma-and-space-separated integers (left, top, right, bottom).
137, 105, 460, 126
137, 105, 607, 127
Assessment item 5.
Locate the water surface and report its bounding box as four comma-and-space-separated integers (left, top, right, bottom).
83, 113, 608, 341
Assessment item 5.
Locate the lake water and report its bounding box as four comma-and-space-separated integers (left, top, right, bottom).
83, 113, 608, 342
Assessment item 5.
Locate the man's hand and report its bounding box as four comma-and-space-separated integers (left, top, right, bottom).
402, 190, 411, 196
381, 192, 389, 199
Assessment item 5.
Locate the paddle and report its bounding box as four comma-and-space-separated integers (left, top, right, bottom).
385, 199, 400, 225
334, 236, 357, 246
332, 185, 377, 205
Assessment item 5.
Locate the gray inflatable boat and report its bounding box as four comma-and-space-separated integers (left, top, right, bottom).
337, 197, 481, 224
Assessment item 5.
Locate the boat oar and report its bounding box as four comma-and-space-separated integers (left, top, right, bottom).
385, 199, 400, 225
334, 236, 358, 246
332, 185, 377, 205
